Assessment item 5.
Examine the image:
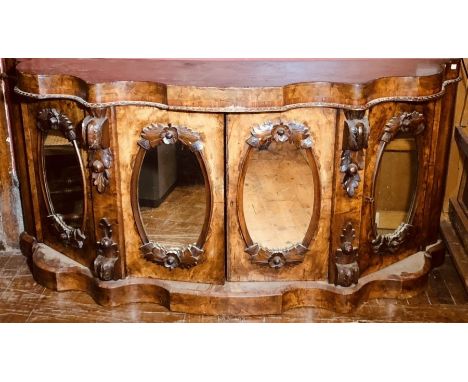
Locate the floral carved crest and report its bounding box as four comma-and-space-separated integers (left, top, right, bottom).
381, 111, 425, 143
246, 119, 313, 150
245, 243, 307, 269
372, 223, 413, 254
37, 108, 77, 142
141, 242, 203, 270
47, 214, 86, 249
138, 123, 204, 152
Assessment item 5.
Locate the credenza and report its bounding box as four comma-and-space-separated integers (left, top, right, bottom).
13, 58, 461, 315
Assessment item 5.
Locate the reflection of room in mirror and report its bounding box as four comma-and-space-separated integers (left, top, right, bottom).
43, 130, 84, 228
374, 135, 418, 235
243, 141, 315, 249
138, 142, 206, 247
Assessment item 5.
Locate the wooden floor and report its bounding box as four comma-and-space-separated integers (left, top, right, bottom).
0, 250, 467, 322
140, 184, 206, 247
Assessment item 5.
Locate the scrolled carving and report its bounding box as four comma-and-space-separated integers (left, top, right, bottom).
94, 218, 119, 281
137, 123, 204, 152
246, 119, 313, 150
245, 243, 307, 269
141, 242, 203, 270
381, 111, 425, 143
37, 108, 77, 142
82, 115, 113, 193
47, 214, 86, 249
372, 222, 413, 255
334, 222, 359, 287
340, 111, 369, 197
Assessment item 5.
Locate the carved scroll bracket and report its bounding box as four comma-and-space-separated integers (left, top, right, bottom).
246, 119, 313, 150
94, 218, 119, 281
138, 123, 204, 152
334, 222, 359, 287
141, 242, 203, 270
340, 111, 369, 197
82, 113, 112, 193
245, 243, 307, 269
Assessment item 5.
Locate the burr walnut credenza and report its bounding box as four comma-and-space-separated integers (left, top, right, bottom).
12, 58, 461, 315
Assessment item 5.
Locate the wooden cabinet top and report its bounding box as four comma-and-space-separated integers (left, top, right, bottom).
15, 58, 461, 112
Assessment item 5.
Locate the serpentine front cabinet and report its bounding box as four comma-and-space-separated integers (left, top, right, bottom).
13, 59, 460, 315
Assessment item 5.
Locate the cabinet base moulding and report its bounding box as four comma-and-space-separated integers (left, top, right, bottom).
19, 232, 444, 316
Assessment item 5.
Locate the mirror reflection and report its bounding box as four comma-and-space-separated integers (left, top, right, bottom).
43, 130, 84, 228
374, 133, 418, 235
138, 143, 207, 247
243, 141, 315, 249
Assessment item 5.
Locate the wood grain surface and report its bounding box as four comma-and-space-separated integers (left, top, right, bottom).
15, 59, 461, 111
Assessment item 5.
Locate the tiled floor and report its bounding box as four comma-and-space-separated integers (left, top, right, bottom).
0, 250, 467, 322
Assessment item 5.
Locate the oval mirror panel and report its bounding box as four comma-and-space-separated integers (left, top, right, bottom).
43, 130, 84, 228
243, 141, 315, 249
138, 142, 207, 247
374, 133, 418, 235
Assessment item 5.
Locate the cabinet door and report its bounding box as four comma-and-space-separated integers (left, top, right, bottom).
227, 109, 336, 281
21, 100, 96, 268
119, 107, 225, 284
358, 101, 438, 275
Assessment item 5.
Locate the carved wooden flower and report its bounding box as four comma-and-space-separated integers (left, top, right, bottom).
161, 126, 179, 145
272, 123, 291, 143
163, 252, 181, 269
268, 253, 286, 268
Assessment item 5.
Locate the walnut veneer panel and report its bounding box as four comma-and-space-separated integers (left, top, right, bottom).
115, 107, 225, 284
227, 108, 336, 281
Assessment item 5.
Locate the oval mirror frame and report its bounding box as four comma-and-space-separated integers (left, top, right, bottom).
237, 119, 321, 269
370, 111, 425, 255
131, 123, 212, 270
37, 108, 87, 248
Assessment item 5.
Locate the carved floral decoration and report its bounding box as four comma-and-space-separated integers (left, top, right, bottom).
372, 223, 414, 255
245, 243, 307, 269
138, 123, 204, 152
141, 242, 203, 270
340, 112, 369, 197
94, 218, 119, 281
334, 222, 359, 287
82, 115, 113, 193
246, 119, 313, 150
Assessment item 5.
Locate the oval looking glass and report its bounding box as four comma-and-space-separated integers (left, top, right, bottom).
138, 143, 207, 247
133, 123, 210, 270
240, 120, 320, 268
43, 129, 85, 229
37, 108, 87, 249
374, 133, 418, 236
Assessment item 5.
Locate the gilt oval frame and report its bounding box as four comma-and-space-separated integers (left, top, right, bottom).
237, 119, 321, 269
370, 111, 426, 255
36, 108, 88, 248
130, 123, 213, 270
